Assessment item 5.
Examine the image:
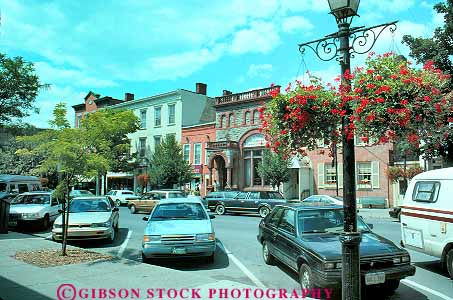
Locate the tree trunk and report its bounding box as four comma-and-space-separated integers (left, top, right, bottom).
62, 177, 71, 256
61, 188, 67, 256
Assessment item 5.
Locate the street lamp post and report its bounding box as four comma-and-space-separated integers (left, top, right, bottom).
298, 1, 397, 299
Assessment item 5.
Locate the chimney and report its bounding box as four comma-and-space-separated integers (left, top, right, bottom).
124, 93, 134, 101
196, 83, 207, 95
222, 90, 232, 96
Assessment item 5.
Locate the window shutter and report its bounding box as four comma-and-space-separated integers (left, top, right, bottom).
338, 163, 343, 189
372, 161, 380, 189
318, 163, 325, 189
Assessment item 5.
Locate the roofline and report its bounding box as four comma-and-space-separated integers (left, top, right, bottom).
109, 90, 181, 109
182, 122, 216, 129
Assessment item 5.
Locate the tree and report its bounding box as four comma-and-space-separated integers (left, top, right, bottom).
402, 0, 453, 164
257, 150, 290, 191
148, 135, 192, 189
0, 53, 48, 124
17, 103, 138, 255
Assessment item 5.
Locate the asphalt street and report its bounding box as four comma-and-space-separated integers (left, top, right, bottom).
20, 207, 453, 300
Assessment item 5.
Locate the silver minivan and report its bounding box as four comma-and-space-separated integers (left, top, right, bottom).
0, 175, 42, 202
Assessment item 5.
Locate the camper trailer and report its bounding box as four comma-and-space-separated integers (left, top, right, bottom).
400, 167, 453, 279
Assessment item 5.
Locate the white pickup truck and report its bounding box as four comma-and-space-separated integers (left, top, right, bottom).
8, 192, 62, 229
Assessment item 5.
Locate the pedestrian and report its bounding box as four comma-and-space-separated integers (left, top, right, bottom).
213, 180, 219, 191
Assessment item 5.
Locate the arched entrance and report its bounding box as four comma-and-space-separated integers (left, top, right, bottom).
208, 152, 229, 191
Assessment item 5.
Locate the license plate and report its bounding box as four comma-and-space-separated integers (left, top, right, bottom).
8, 221, 17, 227
365, 272, 385, 285
403, 228, 423, 249
172, 248, 186, 255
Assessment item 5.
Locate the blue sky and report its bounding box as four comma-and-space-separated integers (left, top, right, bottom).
0, 0, 443, 127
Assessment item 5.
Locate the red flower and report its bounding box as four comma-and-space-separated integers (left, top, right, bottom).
366, 83, 376, 89
407, 133, 419, 144
435, 103, 442, 113
375, 75, 383, 81
376, 97, 385, 103
415, 115, 422, 121
375, 85, 391, 94
379, 136, 389, 143
280, 129, 288, 135
400, 99, 408, 105
400, 67, 409, 75
367, 69, 374, 74
361, 136, 369, 143
423, 96, 431, 103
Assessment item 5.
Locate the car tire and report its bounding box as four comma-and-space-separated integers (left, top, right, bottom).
42, 215, 50, 230
206, 253, 215, 264
384, 279, 400, 294
142, 253, 150, 264
299, 263, 314, 290
215, 204, 225, 215
447, 249, 453, 279
115, 199, 121, 207
397, 211, 401, 222
114, 221, 119, 232
262, 241, 275, 265
258, 206, 270, 218
130, 204, 137, 214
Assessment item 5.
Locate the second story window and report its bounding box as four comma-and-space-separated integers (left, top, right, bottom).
76, 114, 83, 128
253, 110, 259, 124
154, 136, 162, 150
220, 115, 226, 128
139, 138, 146, 157
154, 106, 162, 127
244, 111, 250, 125
140, 109, 147, 129
183, 144, 190, 162
228, 114, 234, 127
168, 104, 176, 125
194, 143, 202, 165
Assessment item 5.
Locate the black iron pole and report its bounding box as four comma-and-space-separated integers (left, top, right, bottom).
338, 22, 361, 300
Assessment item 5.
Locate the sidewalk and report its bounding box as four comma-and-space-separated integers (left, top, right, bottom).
0, 232, 316, 300
357, 208, 395, 222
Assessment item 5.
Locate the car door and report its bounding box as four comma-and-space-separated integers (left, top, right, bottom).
107, 197, 119, 225
263, 207, 285, 260
274, 208, 298, 270
49, 195, 61, 221
230, 192, 249, 211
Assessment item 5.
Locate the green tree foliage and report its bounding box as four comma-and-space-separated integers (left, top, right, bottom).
0, 53, 48, 124
257, 150, 290, 190
149, 135, 192, 188
403, 0, 453, 164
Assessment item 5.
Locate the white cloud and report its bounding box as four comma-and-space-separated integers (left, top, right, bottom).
282, 16, 314, 34
230, 21, 280, 54
247, 64, 273, 78
22, 85, 86, 128
35, 62, 118, 88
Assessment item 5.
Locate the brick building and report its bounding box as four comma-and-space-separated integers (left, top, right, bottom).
181, 122, 216, 197
206, 86, 279, 192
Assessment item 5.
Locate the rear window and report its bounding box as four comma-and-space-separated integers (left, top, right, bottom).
412, 181, 440, 203
122, 191, 133, 195
268, 192, 283, 199
168, 192, 186, 198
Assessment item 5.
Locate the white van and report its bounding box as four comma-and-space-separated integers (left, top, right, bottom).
400, 167, 453, 279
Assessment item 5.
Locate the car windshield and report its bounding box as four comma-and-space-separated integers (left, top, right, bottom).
151, 203, 207, 220
268, 192, 283, 199
0, 183, 7, 193
168, 192, 186, 198
77, 190, 93, 195
69, 199, 112, 213
298, 209, 369, 234
11, 194, 50, 205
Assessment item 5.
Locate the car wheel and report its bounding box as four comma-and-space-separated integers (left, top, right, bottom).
259, 206, 270, 218
142, 253, 150, 264
215, 204, 225, 215
114, 222, 119, 232
298, 264, 313, 290
206, 253, 215, 264
262, 241, 275, 265
115, 199, 121, 207
397, 211, 401, 222
42, 215, 50, 230
447, 249, 453, 279
384, 279, 400, 294
130, 204, 137, 214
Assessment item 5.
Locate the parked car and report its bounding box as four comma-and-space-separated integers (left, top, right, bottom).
0, 174, 42, 202
128, 190, 186, 214
400, 167, 453, 279
302, 195, 343, 206
69, 190, 94, 198
8, 192, 61, 229
106, 190, 140, 206
388, 206, 401, 221
206, 191, 239, 212
211, 191, 286, 218
141, 198, 216, 263
52, 196, 119, 242
258, 204, 415, 293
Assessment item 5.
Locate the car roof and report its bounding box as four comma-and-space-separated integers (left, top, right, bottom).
157, 198, 203, 204
413, 167, 453, 180
71, 196, 108, 200
274, 203, 343, 211
149, 190, 184, 193
20, 192, 52, 195
0, 174, 41, 181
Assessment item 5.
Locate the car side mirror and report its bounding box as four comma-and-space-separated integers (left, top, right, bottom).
209, 215, 216, 219
58, 209, 63, 214
142, 216, 149, 221
367, 223, 374, 230
112, 207, 119, 212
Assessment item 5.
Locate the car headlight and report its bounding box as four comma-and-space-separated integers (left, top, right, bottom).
196, 233, 215, 242
22, 213, 40, 219
324, 262, 342, 270
91, 221, 111, 228
393, 257, 402, 264
143, 235, 161, 243
401, 255, 410, 263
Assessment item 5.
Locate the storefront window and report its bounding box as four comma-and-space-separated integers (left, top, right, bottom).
243, 134, 266, 187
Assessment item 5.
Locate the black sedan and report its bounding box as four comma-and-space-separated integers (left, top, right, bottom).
257, 204, 415, 295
